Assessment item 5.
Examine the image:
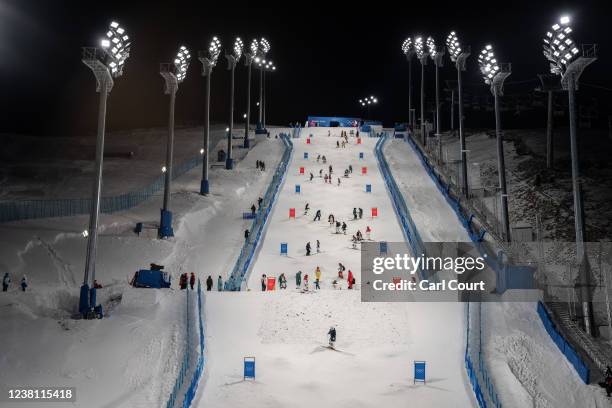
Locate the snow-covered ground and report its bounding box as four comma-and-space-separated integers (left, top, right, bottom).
0, 133, 285, 408
196, 129, 475, 408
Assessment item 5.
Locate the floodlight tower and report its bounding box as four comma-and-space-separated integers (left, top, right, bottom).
198, 37, 222, 195
415, 37, 429, 146
262, 61, 276, 129
243, 39, 259, 148
158, 46, 191, 238
543, 15, 598, 335
427, 37, 445, 161
80, 21, 131, 317
478, 44, 511, 242
402, 38, 416, 128
256, 38, 270, 134
446, 31, 471, 196
225, 37, 243, 170
358, 96, 378, 119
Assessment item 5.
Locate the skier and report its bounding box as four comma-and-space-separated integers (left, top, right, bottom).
306, 242, 311, 256
20, 275, 27, 292
337, 178, 341, 186
344, 169, 349, 178
2, 273, 9, 292
310, 172, 314, 181
314, 209, 321, 221
180, 273, 188, 290
349, 164, 353, 173
258, 197, 263, 209
356, 230, 363, 241
217, 275, 223, 291
366, 225, 372, 240
358, 207, 363, 219
335, 221, 341, 234
338, 263, 346, 279
329, 165, 333, 175
279, 273, 287, 289
304, 203, 310, 215
328, 326, 337, 348
296, 270, 302, 288
316, 240, 321, 253
352, 235, 357, 249
342, 222, 347, 234
189, 272, 196, 290
245, 229, 250, 240
303, 274, 309, 291
336, 140, 340, 148
206, 275, 213, 291
348, 270, 355, 289
251, 204, 256, 216
261, 274, 267, 291
353, 208, 357, 220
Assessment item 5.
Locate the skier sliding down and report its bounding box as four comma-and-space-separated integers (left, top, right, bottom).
328, 326, 337, 349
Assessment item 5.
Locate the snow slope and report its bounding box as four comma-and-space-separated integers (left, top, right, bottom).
0, 134, 285, 408
196, 129, 474, 408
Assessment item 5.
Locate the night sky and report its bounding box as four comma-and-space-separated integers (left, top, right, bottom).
0, 0, 609, 136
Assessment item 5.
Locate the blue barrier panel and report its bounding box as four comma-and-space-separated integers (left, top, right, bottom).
379, 241, 388, 254
304, 152, 308, 159
366, 184, 372, 193
243, 212, 255, 220
280, 243, 288, 255
244, 357, 256, 380
359, 152, 364, 159
414, 361, 426, 384
295, 184, 301, 194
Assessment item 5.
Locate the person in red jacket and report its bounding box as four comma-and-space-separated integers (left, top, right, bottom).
189, 272, 196, 290
347, 270, 354, 289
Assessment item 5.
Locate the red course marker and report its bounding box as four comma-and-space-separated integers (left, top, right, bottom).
357, 138, 362, 144
371, 207, 378, 217
289, 208, 296, 218
306, 138, 311, 144
299, 167, 305, 175
362, 167, 367, 175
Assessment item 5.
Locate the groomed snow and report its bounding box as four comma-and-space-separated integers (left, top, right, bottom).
196, 129, 474, 408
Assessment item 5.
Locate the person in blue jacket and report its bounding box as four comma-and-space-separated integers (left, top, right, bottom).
20, 275, 28, 292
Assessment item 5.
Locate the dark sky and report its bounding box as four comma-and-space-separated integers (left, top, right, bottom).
0, 0, 609, 136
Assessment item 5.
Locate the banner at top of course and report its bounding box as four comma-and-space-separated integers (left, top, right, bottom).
307, 116, 361, 127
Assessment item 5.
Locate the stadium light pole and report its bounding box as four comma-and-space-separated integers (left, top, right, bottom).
537, 74, 562, 168
80, 21, 131, 318
243, 39, 258, 148
402, 38, 416, 128
415, 37, 429, 146
427, 37, 445, 161
198, 37, 221, 195
478, 44, 511, 242
262, 61, 276, 129
446, 31, 471, 197
543, 15, 598, 335
225, 37, 243, 170
256, 38, 270, 134
158, 46, 191, 238
358, 96, 378, 119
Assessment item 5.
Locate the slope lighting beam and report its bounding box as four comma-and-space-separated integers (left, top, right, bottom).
543, 14, 598, 335
225, 37, 243, 170
402, 37, 416, 128
158, 45, 191, 238
256, 38, 270, 134
446, 31, 471, 196
428, 37, 445, 161
415, 37, 429, 146
198, 36, 222, 194
243, 39, 258, 148
80, 20, 131, 318
478, 44, 511, 242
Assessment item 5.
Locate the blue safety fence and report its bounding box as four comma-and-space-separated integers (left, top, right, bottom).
165, 279, 206, 408
537, 301, 590, 383
224, 134, 293, 290
374, 134, 429, 281
0, 155, 204, 223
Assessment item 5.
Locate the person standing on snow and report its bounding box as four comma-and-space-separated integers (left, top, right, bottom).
348, 270, 355, 289
353, 208, 357, 220
315, 266, 321, 282
189, 272, 196, 290
245, 229, 250, 240
20, 275, 27, 292
358, 208, 363, 219
352, 235, 357, 249
206, 275, 213, 291
279, 273, 287, 289
304, 203, 310, 215
251, 204, 256, 216
217, 275, 223, 291
310, 172, 314, 181
261, 274, 267, 291
306, 242, 312, 256
319, 169, 323, 178
296, 270, 302, 288
366, 225, 372, 240
329, 165, 333, 175
335, 221, 341, 234
316, 240, 321, 253
338, 263, 346, 279
328, 326, 337, 347
349, 164, 353, 173
303, 274, 309, 291
2, 273, 9, 292
342, 222, 347, 234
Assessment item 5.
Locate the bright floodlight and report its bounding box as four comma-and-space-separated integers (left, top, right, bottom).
100, 21, 131, 76
259, 37, 271, 56
173, 45, 191, 82
543, 15, 579, 75
359, 96, 377, 105
402, 37, 413, 55
415, 37, 426, 59
250, 39, 259, 55
233, 37, 244, 60
426, 37, 437, 57
208, 36, 222, 65
477, 44, 500, 84
446, 31, 462, 61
